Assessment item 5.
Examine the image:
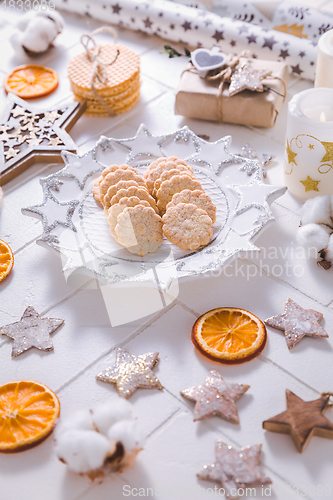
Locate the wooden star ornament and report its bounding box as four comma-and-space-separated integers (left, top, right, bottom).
0, 306, 64, 357
181, 370, 249, 422
265, 298, 329, 349
96, 348, 163, 399
263, 390, 333, 452
0, 93, 86, 185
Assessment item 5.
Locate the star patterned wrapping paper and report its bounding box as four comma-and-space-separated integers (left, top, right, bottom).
53, 0, 317, 80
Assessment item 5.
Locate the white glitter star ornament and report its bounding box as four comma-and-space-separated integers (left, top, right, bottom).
96, 348, 163, 399
229, 64, 272, 97
0, 306, 64, 357
265, 298, 329, 350
0, 93, 86, 184
198, 441, 271, 499
181, 371, 249, 422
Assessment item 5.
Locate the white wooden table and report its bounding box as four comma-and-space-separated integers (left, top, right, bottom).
0, 2, 333, 499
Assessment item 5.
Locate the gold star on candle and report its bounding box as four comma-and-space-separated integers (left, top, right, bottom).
321, 141, 333, 163
308, 144, 314, 150
286, 139, 297, 164
300, 176, 320, 192
229, 64, 272, 96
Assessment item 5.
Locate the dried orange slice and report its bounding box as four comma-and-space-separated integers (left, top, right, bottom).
0, 380, 60, 452
192, 307, 267, 364
0, 239, 14, 283
4, 65, 59, 98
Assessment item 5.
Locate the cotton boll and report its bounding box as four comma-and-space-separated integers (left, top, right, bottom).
55, 409, 94, 438
56, 430, 111, 474
92, 399, 133, 436
325, 234, 333, 263
300, 195, 332, 226
107, 420, 143, 456
10, 11, 64, 55
297, 224, 330, 255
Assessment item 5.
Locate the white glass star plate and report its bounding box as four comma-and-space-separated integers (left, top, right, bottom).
22, 124, 286, 290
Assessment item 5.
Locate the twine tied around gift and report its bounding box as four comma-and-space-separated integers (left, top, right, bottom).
182, 50, 287, 123
80, 27, 120, 116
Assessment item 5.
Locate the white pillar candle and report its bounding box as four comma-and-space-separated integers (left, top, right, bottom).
284, 88, 333, 200
315, 30, 333, 88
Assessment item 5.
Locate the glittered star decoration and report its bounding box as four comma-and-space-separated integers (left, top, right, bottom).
0, 306, 64, 357
96, 348, 163, 399
286, 139, 297, 165
229, 64, 272, 97
232, 182, 286, 214
0, 93, 86, 185
265, 298, 329, 349
114, 124, 164, 162
22, 193, 79, 233
187, 135, 242, 174
181, 370, 249, 422
236, 143, 275, 178
263, 390, 333, 452
54, 150, 104, 190
300, 175, 320, 192
198, 441, 272, 497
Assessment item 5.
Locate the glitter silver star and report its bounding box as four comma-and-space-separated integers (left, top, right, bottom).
198, 441, 271, 497
55, 150, 105, 190
265, 298, 329, 350
181, 370, 249, 422
0, 306, 64, 357
22, 193, 79, 232
229, 64, 272, 96
231, 182, 287, 214
237, 143, 275, 178
114, 124, 165, 162
187, 135, 242, 175
96, 348, 163, 399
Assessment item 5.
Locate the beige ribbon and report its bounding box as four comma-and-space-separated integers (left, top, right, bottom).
80, 26, 120, 116
182, 50, 286, 123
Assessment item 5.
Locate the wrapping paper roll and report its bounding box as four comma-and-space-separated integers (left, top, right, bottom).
54, 0, 317, 80
178, 0, 333, 44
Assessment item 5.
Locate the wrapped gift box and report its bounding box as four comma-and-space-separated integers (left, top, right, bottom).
175, 58, 289, 128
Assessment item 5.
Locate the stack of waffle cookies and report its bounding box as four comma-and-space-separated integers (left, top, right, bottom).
68, 44, 140, 116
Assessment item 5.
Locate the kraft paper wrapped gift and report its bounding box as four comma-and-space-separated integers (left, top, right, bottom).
175, 58, 289, 128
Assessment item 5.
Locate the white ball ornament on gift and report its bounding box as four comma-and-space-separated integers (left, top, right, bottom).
9, 11, 64, 54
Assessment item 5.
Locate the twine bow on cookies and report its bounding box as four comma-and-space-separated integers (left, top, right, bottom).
80, 26, 120, 115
